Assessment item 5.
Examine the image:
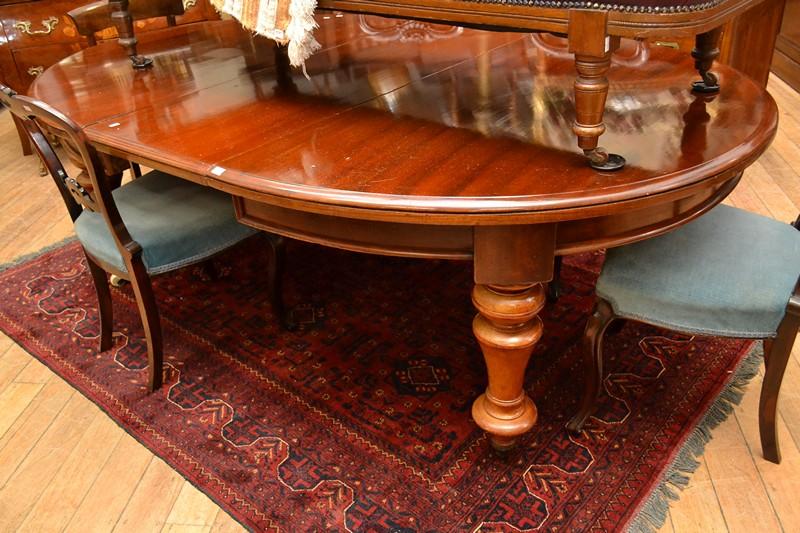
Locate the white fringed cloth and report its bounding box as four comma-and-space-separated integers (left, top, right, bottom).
210, 0, 320, 67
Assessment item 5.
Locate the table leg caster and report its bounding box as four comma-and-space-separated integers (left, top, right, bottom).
585, 148, 626, 171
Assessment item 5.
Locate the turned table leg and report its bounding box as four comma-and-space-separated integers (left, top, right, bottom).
471, 283, 544, 450
471, 224, 555, 449
568, 11, 624, 171
692, 28, 722, 94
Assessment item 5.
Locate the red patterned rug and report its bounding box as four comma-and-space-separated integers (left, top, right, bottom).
0, 238, 757, 532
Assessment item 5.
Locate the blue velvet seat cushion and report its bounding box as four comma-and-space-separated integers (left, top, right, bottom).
596, 204, 800, 338
74, 170, 257, 275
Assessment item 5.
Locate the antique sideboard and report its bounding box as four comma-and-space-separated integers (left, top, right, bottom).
0, 0, 219, 154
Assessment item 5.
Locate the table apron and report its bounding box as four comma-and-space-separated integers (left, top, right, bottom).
234, 173, 738, 284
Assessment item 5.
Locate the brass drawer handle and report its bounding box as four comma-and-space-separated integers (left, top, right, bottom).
654, 41, 680, 49
27, 66, 44, 77
14, 16, 59, 36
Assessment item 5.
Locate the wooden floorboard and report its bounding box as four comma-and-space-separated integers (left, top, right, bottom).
1, 74, 800, 531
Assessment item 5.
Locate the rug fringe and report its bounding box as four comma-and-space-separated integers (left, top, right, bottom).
627, 343, 763, 533
0, 236, 76, 273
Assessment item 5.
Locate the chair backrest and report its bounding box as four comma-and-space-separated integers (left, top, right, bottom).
68, 0, 186, 46
0, 84, 144, 266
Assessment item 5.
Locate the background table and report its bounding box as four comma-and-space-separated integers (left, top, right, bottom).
30, 15, 778, 448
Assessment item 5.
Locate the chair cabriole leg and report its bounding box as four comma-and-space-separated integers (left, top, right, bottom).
567, 298, 615, 433
759, 298, 800, 463
84, 251, 113, 352
127, 260, 163, 391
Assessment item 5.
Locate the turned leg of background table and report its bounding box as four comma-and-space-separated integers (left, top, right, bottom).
471, 283, 544, 451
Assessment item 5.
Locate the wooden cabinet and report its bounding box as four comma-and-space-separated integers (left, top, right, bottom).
772, 0, 800, 91
0, 0, 217, 95
0, 0, 218, 154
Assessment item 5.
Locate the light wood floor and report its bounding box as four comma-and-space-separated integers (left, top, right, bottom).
2, 77, 800, 533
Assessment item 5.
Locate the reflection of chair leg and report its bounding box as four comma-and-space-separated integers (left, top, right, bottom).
127, 261, 163, 392
759, 298, 800, 463
264, 234, 293, 330
84, 251, 113, 351
567, 298, 616, 433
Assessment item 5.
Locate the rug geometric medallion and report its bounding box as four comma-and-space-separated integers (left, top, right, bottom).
0, 238, 755, 532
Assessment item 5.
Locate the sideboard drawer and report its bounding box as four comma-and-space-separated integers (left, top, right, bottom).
0, 2, 85, 48
12, 41, 81, 86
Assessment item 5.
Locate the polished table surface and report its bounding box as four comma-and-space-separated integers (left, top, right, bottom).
30, 14, 778, 448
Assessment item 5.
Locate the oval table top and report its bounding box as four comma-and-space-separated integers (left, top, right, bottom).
31, 15, 776, 222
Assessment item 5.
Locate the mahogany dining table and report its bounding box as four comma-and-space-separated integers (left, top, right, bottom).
28, 14, 777, 450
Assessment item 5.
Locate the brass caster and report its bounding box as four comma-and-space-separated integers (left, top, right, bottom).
692, 71, 720, 94
110, 274, 127, 287
586, 148, 625, 171
130, 55, 153, 69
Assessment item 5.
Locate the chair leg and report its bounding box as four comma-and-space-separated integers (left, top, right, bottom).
763, 338, 773, 368
759, 303, 800, 464
127, 260, 164, 392
691, 27, 722, 94
84, 252, 113, 352
200, 259, 219, 281
567, 298, 616, 433
606, 318, 626, 336
547, 256, 563, 303
264, 234, 294, 330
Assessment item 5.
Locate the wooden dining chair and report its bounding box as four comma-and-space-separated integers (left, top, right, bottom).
0, 84, 288, 392
566, 204, 800, 464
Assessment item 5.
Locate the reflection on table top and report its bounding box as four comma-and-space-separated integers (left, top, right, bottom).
31, 14, 777, 214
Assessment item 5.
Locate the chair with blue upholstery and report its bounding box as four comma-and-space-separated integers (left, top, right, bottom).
0, 84, 288, 392
566, 203, 800, 463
